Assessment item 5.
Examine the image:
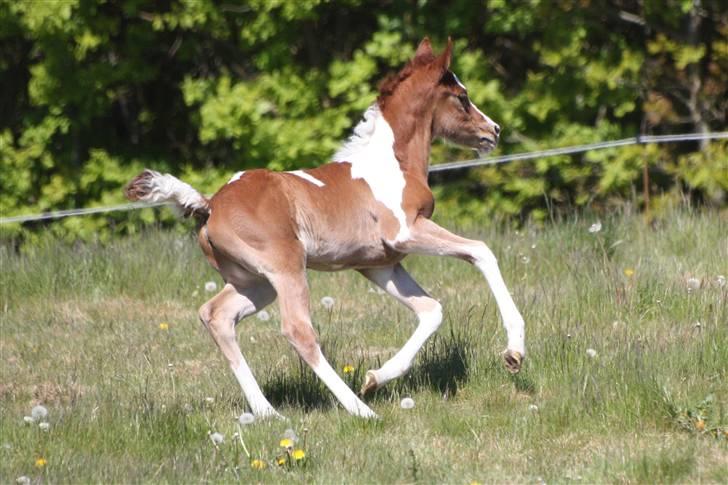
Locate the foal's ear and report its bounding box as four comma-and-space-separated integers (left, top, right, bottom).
414, 37, 433, 60
433, 37, 453, 73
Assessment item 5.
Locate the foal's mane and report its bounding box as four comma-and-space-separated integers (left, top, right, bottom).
377, 52, 437, 108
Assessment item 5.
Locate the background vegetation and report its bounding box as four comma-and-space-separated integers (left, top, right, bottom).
1, 0, 726, 240
1, 209, 726, 483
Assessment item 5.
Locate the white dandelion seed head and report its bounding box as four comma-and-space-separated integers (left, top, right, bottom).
320, 296, 335, 309
210, 432, 224, 445
694, 321, 702, 328
239, 412, 255, 425
588, 221, 602, 233
256, 310, 270, 321
531, 244, 537, 249
400, 397, 415, 409
282, 428, 298, 443
586, 348, 598, 358
38, 422, 50, 431
183, 403, 194, 414
204, 281, 218, 293
16, 476, 31, 485
23, 416, 34, 424
715, 275, 725, 287
31, 405, 48, 421
528, 404, 539, 412
687, 277, 700, 291
521, 255, 530, 264
204, 396, 215, 404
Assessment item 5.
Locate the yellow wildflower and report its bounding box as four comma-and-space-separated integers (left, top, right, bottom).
623, 268, 635, 277
696, 419, 705, 431
276, 455, 287, 466
343, 364, 355, 374
279, 438, 293, 448
250, 459, 266, 470
292, 449, 306, 461
35, 457, 47, 468
159, 322, 169, 330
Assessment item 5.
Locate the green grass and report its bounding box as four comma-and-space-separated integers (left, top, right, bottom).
1, 209, 726, 483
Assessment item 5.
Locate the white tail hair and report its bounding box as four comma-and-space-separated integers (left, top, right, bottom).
125, 169, 209, 218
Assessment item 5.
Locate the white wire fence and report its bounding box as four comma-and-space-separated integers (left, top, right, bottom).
1, 131, 726, 225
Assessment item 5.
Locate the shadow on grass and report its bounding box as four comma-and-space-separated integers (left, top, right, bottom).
262, 327, 473, 411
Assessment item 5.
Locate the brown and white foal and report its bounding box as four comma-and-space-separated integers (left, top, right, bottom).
126, 38, 525, 419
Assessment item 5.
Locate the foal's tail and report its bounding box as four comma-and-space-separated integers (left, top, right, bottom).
124, 169, 210, 220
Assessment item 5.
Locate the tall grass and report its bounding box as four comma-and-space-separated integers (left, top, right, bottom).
1, 209, 726, 483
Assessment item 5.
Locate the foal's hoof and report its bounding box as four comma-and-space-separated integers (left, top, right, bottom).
359, 370, 379, 396
502, 349, 524, 374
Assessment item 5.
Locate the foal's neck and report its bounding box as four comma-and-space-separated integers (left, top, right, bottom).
381, 102, 433, 183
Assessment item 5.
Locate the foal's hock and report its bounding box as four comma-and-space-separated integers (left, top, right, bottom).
125, 38, 525, 419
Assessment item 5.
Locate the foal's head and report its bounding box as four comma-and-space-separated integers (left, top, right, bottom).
378, 38, 501, 155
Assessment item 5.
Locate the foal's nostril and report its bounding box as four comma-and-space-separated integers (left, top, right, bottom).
494, 124, 501, 136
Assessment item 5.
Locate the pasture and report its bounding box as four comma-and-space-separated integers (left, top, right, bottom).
1, 208, 726, 483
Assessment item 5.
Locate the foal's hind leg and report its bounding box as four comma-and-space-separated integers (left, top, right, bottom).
265, 268, 377, 418
199, 282, 280, 417
358, 264, 442, 394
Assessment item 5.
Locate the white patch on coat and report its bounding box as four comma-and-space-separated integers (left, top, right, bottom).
288, 170, 325, 187
333, 104, 409, 242
228, 171, 245, 184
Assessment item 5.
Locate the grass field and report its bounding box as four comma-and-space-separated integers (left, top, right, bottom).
1, 208, 726, 483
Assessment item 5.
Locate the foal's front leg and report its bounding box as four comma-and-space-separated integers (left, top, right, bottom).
394, 218, 526, 373
358, 264, 442, 394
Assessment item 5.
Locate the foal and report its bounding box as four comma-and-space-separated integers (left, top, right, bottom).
126, 38, 525, 419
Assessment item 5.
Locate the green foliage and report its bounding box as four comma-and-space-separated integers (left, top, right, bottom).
0, 0, 725, 240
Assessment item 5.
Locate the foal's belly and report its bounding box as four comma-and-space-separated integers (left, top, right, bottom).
303, 236, 405, 271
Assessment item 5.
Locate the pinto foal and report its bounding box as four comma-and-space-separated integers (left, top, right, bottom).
126, 38, 525, 419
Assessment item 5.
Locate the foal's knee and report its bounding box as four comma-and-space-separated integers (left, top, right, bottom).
418, 301, 443, 333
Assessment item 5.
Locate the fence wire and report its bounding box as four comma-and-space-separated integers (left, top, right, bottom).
2, 131, 726, 225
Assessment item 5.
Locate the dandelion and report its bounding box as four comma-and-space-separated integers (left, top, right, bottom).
39, 422, 50, 432
159, 322, 169, 330
16, 476, 30, 484
588, 221, 602, 233
204, 281, 218, 293
716, 275, 726, 287
250, 459, 267, 470
342, 364, 355, 374
320, 296, 335, 310
528, 404, 539, 412
183, 403, 193, 414
256, 310, 270, 321
586, 348, 598, 359
521, 255, 530, 264
238, 412, 255, 425
292, 449, 306, 461
279, 438, 294, 449
687, 277, 700, 291
23, 416, 34, 424
204, 396, 215, 404
283, 428, 298, 443
31, 405, 48, 421
623, 268, 635, 277
400, 397, 415, 409
276, 455, 287, 466
35, 457, 47, 468
209, 432, 224, 445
